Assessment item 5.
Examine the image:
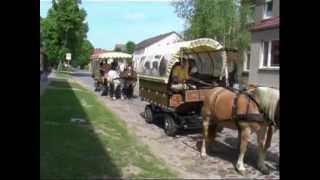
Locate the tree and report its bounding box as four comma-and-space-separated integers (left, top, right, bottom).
125, 41, 136, 54
41, 0, 89, 66
73, 39, 94, 68
172, 0, 253, 49
40, 16, 42, 46
172, 0, 254, 83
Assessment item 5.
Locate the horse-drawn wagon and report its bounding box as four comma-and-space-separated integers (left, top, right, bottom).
135, 38, 232, 136
91, 51, 137, 99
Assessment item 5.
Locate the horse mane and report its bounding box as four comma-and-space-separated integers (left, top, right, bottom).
255, 87, 280, 122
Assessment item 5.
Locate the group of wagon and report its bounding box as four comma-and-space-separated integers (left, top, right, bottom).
134, 38, 232, 136
91, 51, 137, 100
91, 38, 233, 136
90, 38, 279, 175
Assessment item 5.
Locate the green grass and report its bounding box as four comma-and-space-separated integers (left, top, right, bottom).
40, 77, 176, 179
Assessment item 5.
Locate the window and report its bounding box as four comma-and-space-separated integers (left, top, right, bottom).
243, 49, 251, 72
260, 40, 279, 69
159, 58, 167, 76
271, 40, 279, 66
151, 61, 159, 76
138, 56, 146, 73
144, 61, 151, 74
264, 0, 273, 19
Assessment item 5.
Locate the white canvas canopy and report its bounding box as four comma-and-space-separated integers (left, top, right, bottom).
98, 52, 132, 59
136, 38, 228, 84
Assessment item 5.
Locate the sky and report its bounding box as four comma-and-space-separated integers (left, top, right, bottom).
40, 0, 185, 50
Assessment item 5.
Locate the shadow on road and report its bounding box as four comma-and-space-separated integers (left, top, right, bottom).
40, 78, 121, 179
139, 112, 202, 136
194, 135, 279, 171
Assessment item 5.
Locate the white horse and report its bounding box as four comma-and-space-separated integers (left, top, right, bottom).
107, 63, 127, 100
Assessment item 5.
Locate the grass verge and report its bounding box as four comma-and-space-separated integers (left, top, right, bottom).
40, 76, 176, 179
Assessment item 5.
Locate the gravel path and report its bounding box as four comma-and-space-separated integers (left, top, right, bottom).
71, 70, 279, 179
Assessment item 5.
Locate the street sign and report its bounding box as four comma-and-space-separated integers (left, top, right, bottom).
66, 53, 72, 61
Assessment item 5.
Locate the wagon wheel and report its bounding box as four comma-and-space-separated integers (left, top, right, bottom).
164, 114, 177, 137
144, 105, 154, 124
101, 84, 109, 96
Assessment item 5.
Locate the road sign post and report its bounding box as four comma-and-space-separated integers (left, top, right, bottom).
66, 53, 72, 71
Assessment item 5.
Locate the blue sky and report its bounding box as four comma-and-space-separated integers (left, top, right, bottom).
40, 0, 185, 50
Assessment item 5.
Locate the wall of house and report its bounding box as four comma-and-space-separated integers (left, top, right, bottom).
132, 33, 181, 71
144, 33, 181, 55
255, 0, 279, 24
248, 28, 279, 88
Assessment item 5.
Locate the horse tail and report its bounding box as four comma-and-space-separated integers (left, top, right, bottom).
264, 124, 273, 151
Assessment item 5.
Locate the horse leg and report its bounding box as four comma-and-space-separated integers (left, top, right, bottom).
208, 124, 217, 143
201, 114, 211, 159
119, 80, 124, 100
257, 125, 272, 174
111, 82, 116, 100
236, 127, 251, 175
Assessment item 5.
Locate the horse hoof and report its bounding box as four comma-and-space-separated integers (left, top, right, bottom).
200, 154, 207, 160
235, 166, 246, 176
258, 166, 270, 175
238, 170, 246, 176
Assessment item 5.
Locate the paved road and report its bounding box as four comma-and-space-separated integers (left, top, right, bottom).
71, 69, 279, 179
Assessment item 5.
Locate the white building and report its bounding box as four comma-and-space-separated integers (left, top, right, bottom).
132, 31, 182, 71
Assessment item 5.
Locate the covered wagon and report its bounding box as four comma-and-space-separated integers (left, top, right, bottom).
135, 38, 232, 136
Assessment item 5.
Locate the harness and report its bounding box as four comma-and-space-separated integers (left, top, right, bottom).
212, 87, 269, 126
232, 91, 265, 124
234, 89, 280, 129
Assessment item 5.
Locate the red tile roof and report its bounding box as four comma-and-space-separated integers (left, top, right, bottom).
251, 16, 279, 32
90, 48, 109, 59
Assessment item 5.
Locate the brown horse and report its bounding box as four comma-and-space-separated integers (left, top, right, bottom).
200, 86, 279, 175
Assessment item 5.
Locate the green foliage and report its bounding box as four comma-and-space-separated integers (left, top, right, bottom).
41, 0, 90, 65
125, 41, 136, 54
172, 0, 254, 50
73, 39, 94, 68
40, 16, 43, 47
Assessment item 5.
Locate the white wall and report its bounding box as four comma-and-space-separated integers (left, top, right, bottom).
144, 33, 181, 55
133, 33, 181, 71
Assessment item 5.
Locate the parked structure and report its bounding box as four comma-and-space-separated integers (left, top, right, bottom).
248, 0, 279, 88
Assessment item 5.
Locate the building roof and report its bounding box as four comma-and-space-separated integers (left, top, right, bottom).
135, 31, 181, 51
251, 16, 279, 32
91, 48, 109, 59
